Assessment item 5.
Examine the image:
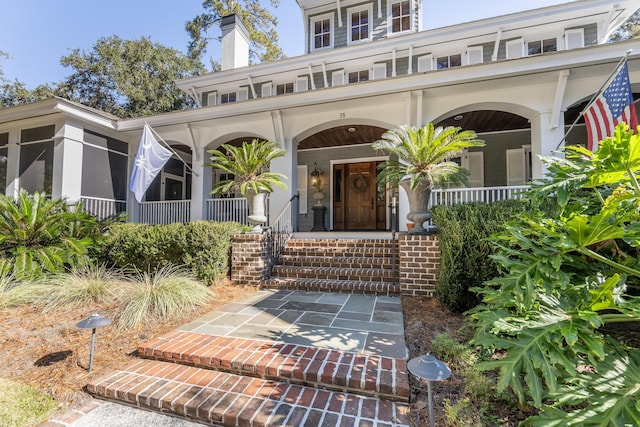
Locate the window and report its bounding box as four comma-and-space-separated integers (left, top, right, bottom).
220, 92, 236, 104
348, 5, 372, 44
82, 131, 128, 201
436, 54, 462, 69
311, 13, 333, 51
348, 70, 369, 83
527, 38, 557, 56
19, 126, 54, 196
276, 82, 294, 95
389, 0, 411, 34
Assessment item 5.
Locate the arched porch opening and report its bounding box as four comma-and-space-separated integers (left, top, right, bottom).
296, 123, 389, 232
434, 110, 532, 187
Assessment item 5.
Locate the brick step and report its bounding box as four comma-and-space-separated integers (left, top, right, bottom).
262, 277, 399, 295
283, 239, 398, 258
86, 359, 411, 427
277, 255, 397, 269
138, 331, 409, 402
271, 265, 395, 283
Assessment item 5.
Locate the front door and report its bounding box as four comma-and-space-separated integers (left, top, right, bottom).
333, 161, 386, 230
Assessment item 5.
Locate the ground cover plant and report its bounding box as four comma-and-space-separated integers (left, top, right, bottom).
470, 124, 640, 425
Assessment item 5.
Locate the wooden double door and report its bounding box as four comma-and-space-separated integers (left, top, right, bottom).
333, 161, 386, 230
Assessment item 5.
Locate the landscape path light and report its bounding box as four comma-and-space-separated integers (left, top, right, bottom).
76, 313, 112, 373
407, 353, 451, 427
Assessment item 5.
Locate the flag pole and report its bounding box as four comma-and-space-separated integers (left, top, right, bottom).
144, 122, 199, 177
555, 49, 633, 150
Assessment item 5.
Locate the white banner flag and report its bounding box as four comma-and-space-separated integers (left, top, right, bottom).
129, 124, 172, 202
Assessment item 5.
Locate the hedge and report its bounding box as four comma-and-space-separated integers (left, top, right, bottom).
98, 221, 249, 284
431, 198, 556, 313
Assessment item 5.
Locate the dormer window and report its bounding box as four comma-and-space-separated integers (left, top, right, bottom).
527, 38, 557, 55
311, 13, 334, 51
436, 54, 462, 69
220, 92, 237, 104
389, 0, 412, 34
348, 5, 373, 44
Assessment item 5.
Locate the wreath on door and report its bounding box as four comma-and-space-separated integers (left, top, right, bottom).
349, 173, 369, 193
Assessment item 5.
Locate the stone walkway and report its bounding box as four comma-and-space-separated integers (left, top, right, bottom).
85, 290, 411, 426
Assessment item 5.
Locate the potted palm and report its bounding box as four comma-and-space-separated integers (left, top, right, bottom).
372, 123, 484, 234
207, 139, 287, 232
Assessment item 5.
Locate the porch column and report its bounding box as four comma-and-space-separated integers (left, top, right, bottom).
5, 130, 19, 198
529, 112, 565, 179
51, 121, 83, 201
268, 139, 297, 222
127, 134, 140, 223
190, 149, 207, 221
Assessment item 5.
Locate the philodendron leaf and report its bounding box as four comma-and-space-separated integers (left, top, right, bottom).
589, 274, 622, 312
566, 212, 625, 248
560, 322, 578, 347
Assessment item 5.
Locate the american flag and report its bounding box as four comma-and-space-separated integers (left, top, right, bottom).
583, 62, 637, 151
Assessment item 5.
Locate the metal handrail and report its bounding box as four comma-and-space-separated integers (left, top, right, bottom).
265, 194, 299, 275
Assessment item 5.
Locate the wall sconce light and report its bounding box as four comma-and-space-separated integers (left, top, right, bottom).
310, 162, 323, 193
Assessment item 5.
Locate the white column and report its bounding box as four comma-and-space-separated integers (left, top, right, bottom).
51, 121, 83, 201
530, 112, 565, 179
127, 135, 140, 223
268, 139, 297, 222
5, 129, 19, 198
190, 148, 207, 221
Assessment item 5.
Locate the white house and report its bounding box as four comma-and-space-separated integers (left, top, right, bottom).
1, 0, 639, 232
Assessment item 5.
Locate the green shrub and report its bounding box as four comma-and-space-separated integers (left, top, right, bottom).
0, 191, 105, 278
116, 265, 215, 330
470, 125, 640, 424
431, 199, 556, 313
99, 221, 248, 284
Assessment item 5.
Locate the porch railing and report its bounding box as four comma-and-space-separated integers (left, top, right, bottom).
430, 185, 530, 207
266, 195, 299, 274
205, 198, 248, 223
139, 200, 191, 224
80, 196, 127, 220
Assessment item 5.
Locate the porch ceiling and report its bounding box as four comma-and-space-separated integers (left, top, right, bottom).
436, 110, 530, 133
298, 125, 387, 150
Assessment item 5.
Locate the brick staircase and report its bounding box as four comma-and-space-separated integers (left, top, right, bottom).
263, 238, 400, 295
86, 238, 410, 426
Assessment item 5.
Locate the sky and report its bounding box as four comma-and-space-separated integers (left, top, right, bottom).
0, 0, 568, 88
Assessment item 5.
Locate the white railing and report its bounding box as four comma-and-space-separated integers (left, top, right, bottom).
80, 197, 127, 220
205, 198, 249, 223
430, 185, 530, 207
139, 200, 191, 224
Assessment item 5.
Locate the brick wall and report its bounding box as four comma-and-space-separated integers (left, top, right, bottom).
231, 233, 270, 286
398, 234, 440, 296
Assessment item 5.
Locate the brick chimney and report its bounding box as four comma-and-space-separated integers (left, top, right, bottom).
220, 14, 250, 70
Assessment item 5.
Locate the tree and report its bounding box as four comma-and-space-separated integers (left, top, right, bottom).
186, 0, 284, 68
58, 36, 203, 118
609, 9, 640, 41
0, 80, 57, 108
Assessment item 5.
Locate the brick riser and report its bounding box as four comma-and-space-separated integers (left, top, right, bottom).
137, 331, 409, 402
278, 255, 395, 269
271, 266, 395, 283
262, 277, 399, 295
87, 359, 411, 427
